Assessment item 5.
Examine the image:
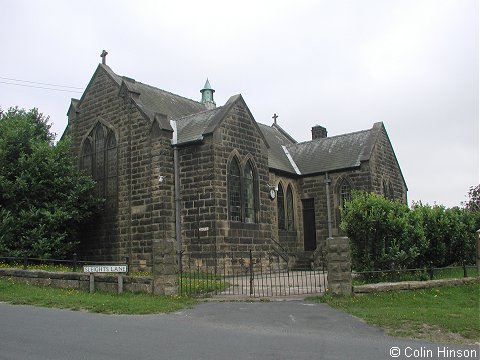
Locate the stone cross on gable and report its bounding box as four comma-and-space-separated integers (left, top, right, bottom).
100, 50, 108, 65
272, 113, 278, 124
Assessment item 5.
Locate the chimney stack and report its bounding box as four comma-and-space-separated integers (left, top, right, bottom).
311, 125, 327, 140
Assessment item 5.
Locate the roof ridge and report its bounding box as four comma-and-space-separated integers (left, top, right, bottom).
103, 64, 203, 105
173, 106, 222, 122
293, 128, 371, 146
132, 80, 203, 106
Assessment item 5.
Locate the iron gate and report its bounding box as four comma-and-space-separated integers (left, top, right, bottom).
179, 250, 327, 297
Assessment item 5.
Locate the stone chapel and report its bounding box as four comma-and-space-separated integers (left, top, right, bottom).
63, 60, 407, 272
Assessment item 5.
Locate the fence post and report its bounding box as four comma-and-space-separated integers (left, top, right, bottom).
463, 260, 467, 278
89, 273, 95, 293
428, 262, 434, 280
72, 253, 77, 272
249, 250, 254, 296
23, 256, 28, 270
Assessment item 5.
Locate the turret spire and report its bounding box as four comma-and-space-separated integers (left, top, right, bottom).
200, 78, 216, 110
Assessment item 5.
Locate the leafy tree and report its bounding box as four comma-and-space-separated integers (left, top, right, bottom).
0, 107, 99, 259
464, 184, 480, 212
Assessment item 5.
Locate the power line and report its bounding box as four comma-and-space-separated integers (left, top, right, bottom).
0, 76, 83, 90
0, 81, 83, 94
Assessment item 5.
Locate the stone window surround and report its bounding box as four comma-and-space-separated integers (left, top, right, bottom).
80, 119, 118, 212
277, 181, 295, 231
227, 152, 259, 224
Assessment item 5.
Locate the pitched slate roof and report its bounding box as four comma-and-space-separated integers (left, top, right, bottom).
102, 64, 206, 122
173, 107, 223, 144
77, 65, 385, 177
257, 123, 297, 174
287, 125, 379, 174
260, 122, 382, 175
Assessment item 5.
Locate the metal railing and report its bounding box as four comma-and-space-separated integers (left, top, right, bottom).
352, 263, 479, 285
179, 249, 327, 298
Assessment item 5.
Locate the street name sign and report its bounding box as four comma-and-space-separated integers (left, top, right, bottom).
83, 265, 128, 273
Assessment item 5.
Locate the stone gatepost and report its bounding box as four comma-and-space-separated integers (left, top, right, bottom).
152, 239, 178, 295
326, 237, 352, 295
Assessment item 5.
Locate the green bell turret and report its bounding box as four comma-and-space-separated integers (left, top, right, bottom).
200, 78, 216, 110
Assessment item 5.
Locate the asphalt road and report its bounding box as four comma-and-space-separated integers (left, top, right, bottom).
0, 301, 477, 360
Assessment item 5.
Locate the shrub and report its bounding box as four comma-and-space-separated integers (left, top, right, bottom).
340, 191, 427, 271
341, 191, 478, 272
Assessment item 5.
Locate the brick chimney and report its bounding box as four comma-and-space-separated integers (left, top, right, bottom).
312, 125, 327, 140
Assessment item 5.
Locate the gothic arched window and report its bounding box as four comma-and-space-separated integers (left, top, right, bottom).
94, 124, 106, 198
106, 130, 118, 211
277, 183, 285, 230
244, 161, 256, 223
228, 155, 258, 223
81, 123, 118, 212
383, 179, 394, 200
228, 157, 241, 221
286, 185, 294, 230
81, 139, 93, 175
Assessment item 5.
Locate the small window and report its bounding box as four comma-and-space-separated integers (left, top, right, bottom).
340, 181, 351, 208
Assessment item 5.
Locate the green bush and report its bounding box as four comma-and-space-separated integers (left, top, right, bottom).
340, 192, 427, 271
411, 203, 478, 267
341, 191, 479, 272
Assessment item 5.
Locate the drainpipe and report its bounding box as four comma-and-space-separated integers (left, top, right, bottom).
171, 121, 182, 272
324, 172, 333, 238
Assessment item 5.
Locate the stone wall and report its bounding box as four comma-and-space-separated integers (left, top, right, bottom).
67, 65, 157, 271
299, 167, 372, 250
67, 66, 182, 273
368, 124, 407, 202
354, 277, 478, 294
325, 237, 352, 295
0, 268, 152, 294
180, 100, 274, 270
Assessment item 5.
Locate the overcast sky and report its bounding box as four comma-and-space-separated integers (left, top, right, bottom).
1, 0, 478, 208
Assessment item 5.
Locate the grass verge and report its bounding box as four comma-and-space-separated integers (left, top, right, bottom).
179, 272, 230, 296
307, 282, 480, 345
0, 278, 197, 314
